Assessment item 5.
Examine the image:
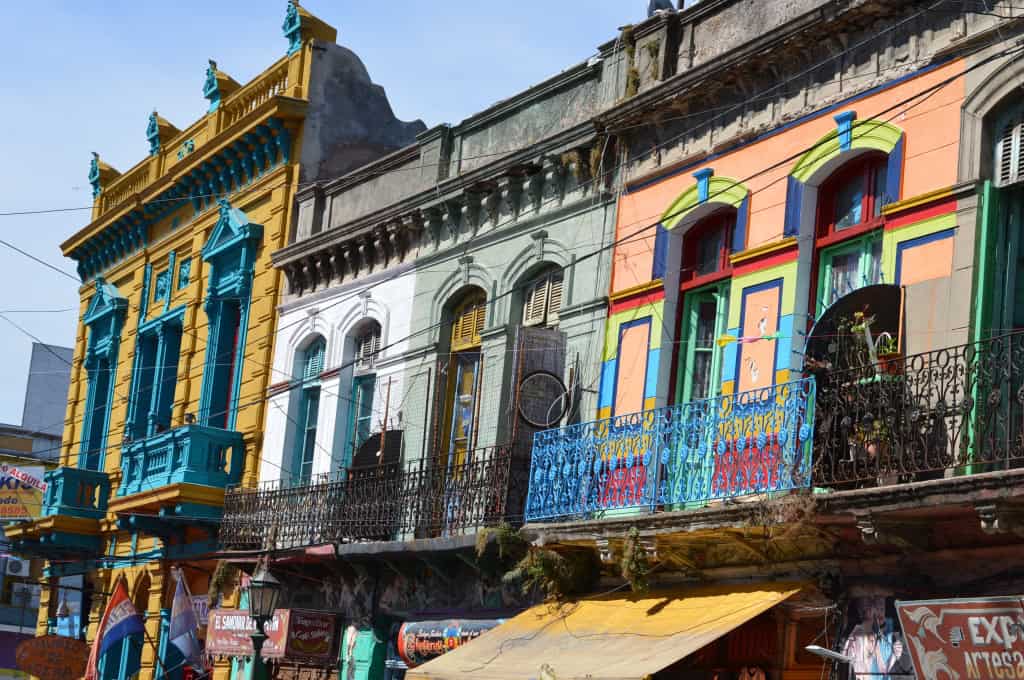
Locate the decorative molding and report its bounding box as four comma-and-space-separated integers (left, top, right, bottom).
283, 1, 302, 55
728, 236, 799, 266
609, 279, 665, 303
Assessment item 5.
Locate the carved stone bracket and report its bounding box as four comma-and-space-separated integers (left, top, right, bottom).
855, 513, 930, 551
977, 503, 1024, 538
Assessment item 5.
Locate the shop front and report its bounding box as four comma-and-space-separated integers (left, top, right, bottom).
207, 608, 338, 680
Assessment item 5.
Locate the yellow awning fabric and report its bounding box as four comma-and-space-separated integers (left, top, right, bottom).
406, 582, 802, 680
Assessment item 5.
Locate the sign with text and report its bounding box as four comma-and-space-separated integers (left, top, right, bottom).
397, 619, 503, 668
0, 465, 46, 520
206, 609, 336, 665
897, 596, 1024, 680
15, 635, 89, 680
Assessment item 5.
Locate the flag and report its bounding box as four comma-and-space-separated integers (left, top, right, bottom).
169, 568, 204, 674
85, 575, 145, 680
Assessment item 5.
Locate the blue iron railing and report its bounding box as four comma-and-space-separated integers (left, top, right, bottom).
119, 424, 244, 497
525, 378, 816, 522
42, 467, 110, 519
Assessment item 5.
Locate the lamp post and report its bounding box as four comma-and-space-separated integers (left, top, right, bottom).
245, 564, 281, 680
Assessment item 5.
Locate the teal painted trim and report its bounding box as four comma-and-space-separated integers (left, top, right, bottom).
88, 153, 101, 198
177, 258, 192, 290
119, 424, 244, 496
694, 168, 714, 202
129, 531, 139, 557
80, 279, 128, 471
834, 111, 857, 151
283, 1, 302, 55
165, 540, 219, 561
164, 251, 176, 313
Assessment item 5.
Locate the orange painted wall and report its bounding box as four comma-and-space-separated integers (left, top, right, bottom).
898, 237, 955, 285
612, 60, 965, 296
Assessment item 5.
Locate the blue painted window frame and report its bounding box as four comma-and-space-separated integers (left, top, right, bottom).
79, 280, 128, 471
127, 308, 185, 440
293, 337, 326, 484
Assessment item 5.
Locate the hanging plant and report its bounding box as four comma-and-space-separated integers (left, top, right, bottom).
208, 560, 239, 608
475, 522, 529, 584
620, 527, 650, 594
504, 546, 600, 602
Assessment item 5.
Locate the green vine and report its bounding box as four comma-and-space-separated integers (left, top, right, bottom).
476, 522, 529, 584
620, 25, 640, 99
620, 527, 650, 593
644, 39, 662, 80
504, 547, 600, 602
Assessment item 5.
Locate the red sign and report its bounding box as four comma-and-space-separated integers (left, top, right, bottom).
15, 635, 90, 680
396, 619, 503, 668
897, 596, 1024, 680
206, 609, 336, 665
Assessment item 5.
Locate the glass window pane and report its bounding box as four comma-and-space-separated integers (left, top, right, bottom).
695, 225, 724, 276
873, 162, 889, 216
828, 251, 861, 302
695, 300, 718, 348
691, 352, 713, 400
834, 177, 864, 230
866, 240, 883, 285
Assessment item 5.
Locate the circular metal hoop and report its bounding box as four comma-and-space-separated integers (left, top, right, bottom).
517, 370, 569, 429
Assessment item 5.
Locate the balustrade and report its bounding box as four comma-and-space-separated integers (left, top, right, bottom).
41, 466, 110, 520
525, 378, 817, 522
119, 424, 244, 497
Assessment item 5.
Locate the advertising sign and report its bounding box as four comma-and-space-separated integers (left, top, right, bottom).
896, 596, 1024, 680
397, 619, 503, 668
206, 609, 336, 665
0, 465, 46, 520
14, 635, 90, 680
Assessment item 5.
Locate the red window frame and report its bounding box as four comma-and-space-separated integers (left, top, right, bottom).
680, 208, 736, 290
815, 153, 889, 248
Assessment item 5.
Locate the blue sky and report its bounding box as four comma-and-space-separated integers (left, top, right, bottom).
0, 0, 649, 424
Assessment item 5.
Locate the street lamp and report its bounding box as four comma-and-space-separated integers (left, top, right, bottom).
245, 564, 281, 680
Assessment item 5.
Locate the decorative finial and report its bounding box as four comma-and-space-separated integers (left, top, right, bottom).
204, 60, 221, 113
217, 198, 232, 216
283, 1, 302, 55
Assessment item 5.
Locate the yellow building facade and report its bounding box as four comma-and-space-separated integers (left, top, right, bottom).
4, 4, 424, 679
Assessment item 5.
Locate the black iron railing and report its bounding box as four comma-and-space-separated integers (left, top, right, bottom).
812, 331, 1024, 488
219, 445, 527, 551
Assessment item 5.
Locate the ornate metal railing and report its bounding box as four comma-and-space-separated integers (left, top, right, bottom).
219, 445, 527, 551
812, 331, 1024, 488
525, 378, 817, 522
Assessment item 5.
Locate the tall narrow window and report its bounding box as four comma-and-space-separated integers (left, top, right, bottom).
354, 326, 381, 370
294, 337, 325, 485
522, 269, 564, 328
83, 359, 111, 471
439, 290, 485, 466
206, 301, 241, 429
79, 279, 127, 471
129, 335, 158, 438
345, 322, 381, 467
129, 319, 183, 438
814, 154, 889, 314
681, 209, 735, 282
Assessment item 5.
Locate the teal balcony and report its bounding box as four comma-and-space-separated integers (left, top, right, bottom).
118, 424, 245, 497
42, 466, 110, 519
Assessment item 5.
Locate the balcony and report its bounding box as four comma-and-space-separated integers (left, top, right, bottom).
811, 332, 1024, 488
3, 467, 110, 561
220, 445, 525, 551
118, 424, 244, 498
42, 466, 110, 519
525, 379, 817, 523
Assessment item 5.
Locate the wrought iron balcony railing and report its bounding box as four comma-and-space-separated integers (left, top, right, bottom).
219, 445, 525, 551
525, 378, 817, 523
811, 331, 1024, 488
42, 466, 110, 520
119, 424, 245, 497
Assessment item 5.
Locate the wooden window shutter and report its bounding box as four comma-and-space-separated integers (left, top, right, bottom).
996, 112, 1024, 188
548, 272, 564, 324
451, 294, 485, 352
355, 326, 381, 370
523, 279, 548, 326
303, 339, 325, 380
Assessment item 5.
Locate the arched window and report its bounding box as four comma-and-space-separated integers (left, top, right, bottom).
814, 154, 888, 313
345, 321, 381, 466
438, 289, 486, 464
522, 268, 564, 327
293, 336, 325, 484
676, 209, 735, 403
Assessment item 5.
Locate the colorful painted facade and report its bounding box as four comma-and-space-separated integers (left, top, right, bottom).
3, 4, 422, 680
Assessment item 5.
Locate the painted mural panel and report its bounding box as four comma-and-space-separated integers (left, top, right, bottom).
614, 320, 652, 417
736, 281, 782, 393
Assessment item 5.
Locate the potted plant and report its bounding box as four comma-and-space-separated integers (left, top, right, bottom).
875, 333, 903, 376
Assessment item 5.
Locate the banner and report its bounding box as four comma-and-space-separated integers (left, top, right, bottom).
0, 465, 46, 520
206, 609, 336, 665
897, 596, 1024, 680
15, 635, 90, 680
397, 619, 503, 668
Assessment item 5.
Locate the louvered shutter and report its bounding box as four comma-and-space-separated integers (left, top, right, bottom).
355, 328, 381, 370
303, 339, 325, 380
522, 279, 548, 326
547, 273, 564, 325
996, 113, 1024, 188
451, 295, 485, 352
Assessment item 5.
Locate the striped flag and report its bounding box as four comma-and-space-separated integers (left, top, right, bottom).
169, 568, 204, 674
84, 575, 145, 680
